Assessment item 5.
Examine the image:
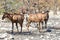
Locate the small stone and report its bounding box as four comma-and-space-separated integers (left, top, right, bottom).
24, 38, 29, 40
50, 34, 56, 36
46, 36, 50, 39
9, 35, 13, 39
40, 35, 44, 38
0, 33, 7, 39
4, 38, 8, 40
46, 29, 51, 32
42, 39, 45, 40
31, 37, 34, 39
58, 38, 60, 40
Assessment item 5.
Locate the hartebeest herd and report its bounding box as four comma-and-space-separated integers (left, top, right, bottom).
2, 8, 49, 34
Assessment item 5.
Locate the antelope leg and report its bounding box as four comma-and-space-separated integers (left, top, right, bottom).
39, 22, 42, 32
45, 20, 47, 28
26, 21, 31, 32
16, 23, 19, 32
19, 23, 23, 32
12, 22, 14, 34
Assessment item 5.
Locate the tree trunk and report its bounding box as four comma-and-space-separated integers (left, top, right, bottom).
54, 0, 57, 15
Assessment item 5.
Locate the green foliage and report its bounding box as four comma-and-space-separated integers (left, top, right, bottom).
0, 0, 24, 14
0, 0, 60, 14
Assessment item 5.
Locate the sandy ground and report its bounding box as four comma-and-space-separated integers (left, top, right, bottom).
0, 11, 60, 40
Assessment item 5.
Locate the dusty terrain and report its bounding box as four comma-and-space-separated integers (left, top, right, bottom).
0, 11, 60, 40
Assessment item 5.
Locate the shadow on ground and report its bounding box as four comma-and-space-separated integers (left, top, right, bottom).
6, 31, 32, 35
6, 30, 49, 36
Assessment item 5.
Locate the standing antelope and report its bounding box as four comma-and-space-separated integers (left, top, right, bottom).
26, 10, 49, 32
2, 9, 26, 34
